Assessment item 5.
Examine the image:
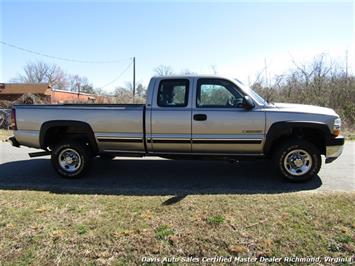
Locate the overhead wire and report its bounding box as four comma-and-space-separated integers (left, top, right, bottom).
0, 40, 131, 64
1, 40, 135, 88
100, 60, 133, 88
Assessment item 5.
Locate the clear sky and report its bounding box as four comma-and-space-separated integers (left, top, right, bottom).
0, 0, 354, 92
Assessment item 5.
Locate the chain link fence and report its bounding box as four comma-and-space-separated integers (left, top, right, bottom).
0, 93, 46, 129
0, 109, 11, 129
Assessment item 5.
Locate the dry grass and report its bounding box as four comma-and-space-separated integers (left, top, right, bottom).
343, 130, 355, 140
0, 191, 354, 265
0, 129, 12, 141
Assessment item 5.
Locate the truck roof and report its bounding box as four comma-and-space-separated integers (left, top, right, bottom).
151, 74, 237, 80
151, 75, 247, 86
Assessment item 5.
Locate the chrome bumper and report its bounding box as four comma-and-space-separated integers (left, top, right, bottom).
325, 135, 345, 163
325, 145, 344, 163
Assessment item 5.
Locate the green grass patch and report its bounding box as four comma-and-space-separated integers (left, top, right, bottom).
207, 215, 225, 226
0, 191, 354, 265
155, 224, 174, 240
76, 224, 88, 235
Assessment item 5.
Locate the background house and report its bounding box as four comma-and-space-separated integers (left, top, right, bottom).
0, 83, 51, 102
0, 83, 98, 104
50, 89, 96, 103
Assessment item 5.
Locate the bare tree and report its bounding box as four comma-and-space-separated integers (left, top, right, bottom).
251, 54, 355, 128
114, 86, 133, 103
12, 61, 67, 90
67, 74, 94, 94
94, 87, 105, 96
210, 65, 218, 75
154, 65, 174, 76
135, 83, 146, 99
180, 69, 197, 75
11, 61, 97, 94
113, 82, 146, 103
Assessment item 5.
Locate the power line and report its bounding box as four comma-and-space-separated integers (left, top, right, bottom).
100, 60, 133, 89
0, 40, 131, 64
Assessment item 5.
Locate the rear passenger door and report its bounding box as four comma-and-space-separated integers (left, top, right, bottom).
149, 78, 192, 153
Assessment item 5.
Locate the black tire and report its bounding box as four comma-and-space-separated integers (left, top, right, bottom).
99, 154, 116, 160
51, 140, 91, 178
273, 139, 321, 182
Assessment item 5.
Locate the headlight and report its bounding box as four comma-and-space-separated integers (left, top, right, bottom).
333, 118, 341, 136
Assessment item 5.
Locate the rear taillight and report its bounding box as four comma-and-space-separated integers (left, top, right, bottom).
10, 108, 17, 130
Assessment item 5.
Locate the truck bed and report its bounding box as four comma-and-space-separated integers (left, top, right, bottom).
15, 103, 145, 108
14, 104, 146, 152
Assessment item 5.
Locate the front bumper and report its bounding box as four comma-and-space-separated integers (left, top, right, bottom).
325, 136, 345, 163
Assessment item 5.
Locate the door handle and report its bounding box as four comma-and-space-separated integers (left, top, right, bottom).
193, 114, 207, 121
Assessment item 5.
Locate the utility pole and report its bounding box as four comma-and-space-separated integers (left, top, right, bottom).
77, 82, 80, 99
133, 57, 136, 103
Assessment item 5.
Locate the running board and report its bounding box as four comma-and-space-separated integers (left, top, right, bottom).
28, 151, 51, 158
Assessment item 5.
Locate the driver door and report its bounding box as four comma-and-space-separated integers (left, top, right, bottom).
191, 78, 265, 154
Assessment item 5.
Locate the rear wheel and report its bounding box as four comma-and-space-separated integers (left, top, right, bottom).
273, 139, 321, 182
51, 140, 91, 178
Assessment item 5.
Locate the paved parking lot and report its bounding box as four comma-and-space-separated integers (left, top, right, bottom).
0, 141, 354, 195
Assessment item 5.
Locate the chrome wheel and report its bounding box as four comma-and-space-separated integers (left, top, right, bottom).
58, 148, 82, 173
283, 149, 312, 176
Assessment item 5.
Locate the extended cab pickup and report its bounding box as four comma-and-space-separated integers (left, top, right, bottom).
9, 76, 345, 181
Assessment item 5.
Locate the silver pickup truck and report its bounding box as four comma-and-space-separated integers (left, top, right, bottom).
9, 75, 344, 181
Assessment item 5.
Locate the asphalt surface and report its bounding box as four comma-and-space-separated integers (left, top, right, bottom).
0, 141, 354, 195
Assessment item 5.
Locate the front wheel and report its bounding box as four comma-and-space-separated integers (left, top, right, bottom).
51, 141, 91, 178
273, 139, 321, 182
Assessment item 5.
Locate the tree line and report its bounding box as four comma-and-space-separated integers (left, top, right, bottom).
11, 61, 95, 94
250, 54, 354, 129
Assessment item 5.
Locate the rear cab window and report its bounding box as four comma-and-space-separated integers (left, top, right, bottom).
157, 79, 189, 107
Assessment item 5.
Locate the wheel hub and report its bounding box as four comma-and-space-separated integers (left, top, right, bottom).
283, 149, 312, 176
65, 156, 74, 164
291, 156, 304, 168
58, 148, 82, 173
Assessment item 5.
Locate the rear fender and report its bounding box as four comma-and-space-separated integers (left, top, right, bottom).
39, 120, 98, 152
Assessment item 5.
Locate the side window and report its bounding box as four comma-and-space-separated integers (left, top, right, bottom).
197, 79, 243, 108
157, 79, 189, 107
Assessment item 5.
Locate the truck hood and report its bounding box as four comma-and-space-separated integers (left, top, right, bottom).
272, 103, 338, 117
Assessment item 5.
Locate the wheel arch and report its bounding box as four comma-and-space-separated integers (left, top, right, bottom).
40, 120, 98, 153
264, 121, 332, 156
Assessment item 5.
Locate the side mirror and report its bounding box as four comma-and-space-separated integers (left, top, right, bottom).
243, 96, 255, 110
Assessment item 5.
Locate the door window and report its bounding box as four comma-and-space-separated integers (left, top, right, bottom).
197, 79, 243, 108
157, 79, 189, 107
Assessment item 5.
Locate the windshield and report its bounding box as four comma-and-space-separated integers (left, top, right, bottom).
234, 79, 268, 106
